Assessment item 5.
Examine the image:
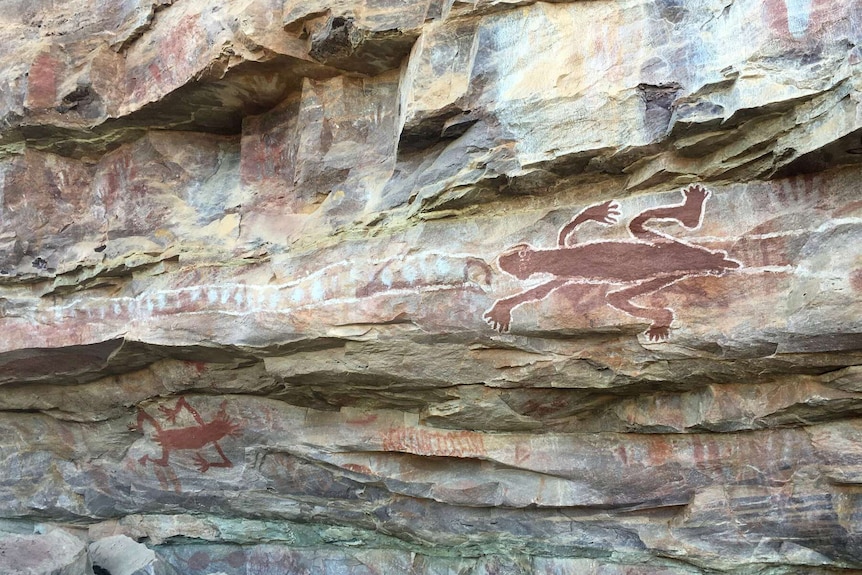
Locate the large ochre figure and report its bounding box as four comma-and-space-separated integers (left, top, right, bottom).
484, 185, 741, 340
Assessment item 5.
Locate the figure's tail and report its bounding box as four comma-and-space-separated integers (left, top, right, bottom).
707, 251, 742, 275
721, 256, 741, 270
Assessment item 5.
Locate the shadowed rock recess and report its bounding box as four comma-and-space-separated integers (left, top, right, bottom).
1, 0, 861, 573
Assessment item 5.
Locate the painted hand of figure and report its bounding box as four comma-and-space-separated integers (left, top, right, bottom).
646, 324, 670, 341
483, 303, 512, 333
158, 405, 179, 423
193, 453, 211, 473
582, 200, 620, 225
683, 184, 708, 204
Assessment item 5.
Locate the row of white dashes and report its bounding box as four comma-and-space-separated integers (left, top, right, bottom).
45, 253, 486, 321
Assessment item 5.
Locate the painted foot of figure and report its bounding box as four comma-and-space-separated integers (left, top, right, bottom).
483, 302, 512, 333
193, 453, 211, 473
679, 184, 709, 228
683, 183, 708, 203
645, 324, 670, 342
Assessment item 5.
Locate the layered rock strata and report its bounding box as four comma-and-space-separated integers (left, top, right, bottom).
1, 0, 861, 573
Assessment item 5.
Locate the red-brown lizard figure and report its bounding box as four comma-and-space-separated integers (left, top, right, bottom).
137, 397, 242, 473
483, 185, 740, 340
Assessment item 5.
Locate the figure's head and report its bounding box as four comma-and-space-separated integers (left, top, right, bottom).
214, 401, 243, 438
497, 243, 536, 280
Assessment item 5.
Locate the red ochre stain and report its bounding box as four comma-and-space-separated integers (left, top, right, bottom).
691, 436, 722, 471
187, 551, 210, 570
615, 445, 628, 466
646, 436, 674, 467
514, 443, 531, 465
382, 427, 486, 458
762, 0, 793, 38
186, 360, 207, 374
224, 550, 246, 568
27, 51, 61, 109
851, 269, 862, 292
834, 199, 862, 218
345, 413, 378, 425
342, 463, 375, 475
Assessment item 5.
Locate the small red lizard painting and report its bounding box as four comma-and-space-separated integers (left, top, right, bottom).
137, 397, 242, 474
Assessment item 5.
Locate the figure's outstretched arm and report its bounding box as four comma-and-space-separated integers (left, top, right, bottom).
558, 200, 620, 246
137, 407, 162, 433
159, 396, 205, 425
194, 442, 234, 473
153, 465, 182, 494
484, 279, 571, 332
606, 274, 688, 341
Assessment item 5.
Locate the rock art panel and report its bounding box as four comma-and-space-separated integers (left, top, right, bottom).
484, 185, 741, 339
136, 397, 242, 492
0, 0, 861, 573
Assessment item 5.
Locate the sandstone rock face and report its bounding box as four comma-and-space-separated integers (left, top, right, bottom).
0, 528, 89, 575
0, 0, 861, 573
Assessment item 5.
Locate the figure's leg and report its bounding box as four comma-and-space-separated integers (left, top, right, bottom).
153, 465, 182, 493
137, 409, 170, 466
137, 408, 160, 433
165, 467, 182, 494
193, 442, 233, 473
606, 275, 687, 341
139, 448, 171, 467
558, 200, 621, 246
629, 184, 710, 241
158, 396, 205, 425
484, 279, 572, 332
153, 465, 171, 491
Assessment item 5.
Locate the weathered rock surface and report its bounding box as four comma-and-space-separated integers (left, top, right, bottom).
88, 534, 160, 575
1, 0, 861, 573
0, 527, 90, 575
